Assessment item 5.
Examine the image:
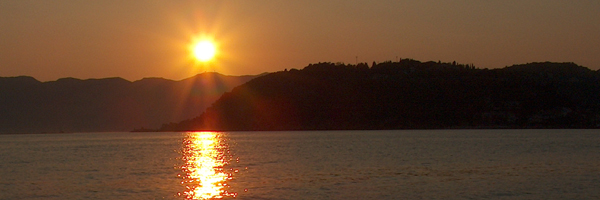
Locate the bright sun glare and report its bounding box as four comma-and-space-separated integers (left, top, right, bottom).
193, 40, 216, 62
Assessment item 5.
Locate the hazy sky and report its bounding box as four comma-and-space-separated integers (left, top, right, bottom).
1, 0, 599, 81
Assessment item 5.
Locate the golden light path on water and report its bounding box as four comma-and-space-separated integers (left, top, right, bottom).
179, 132, 237, 200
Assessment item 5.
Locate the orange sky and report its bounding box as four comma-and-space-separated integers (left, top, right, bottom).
1, 0, 599, 81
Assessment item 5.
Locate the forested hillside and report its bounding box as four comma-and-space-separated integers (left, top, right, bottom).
161, 60, 600, 131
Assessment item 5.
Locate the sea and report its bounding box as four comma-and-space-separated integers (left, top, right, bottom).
0, 130, 599, 200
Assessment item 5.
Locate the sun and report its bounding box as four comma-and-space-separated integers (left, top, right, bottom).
192, 40, 216, 62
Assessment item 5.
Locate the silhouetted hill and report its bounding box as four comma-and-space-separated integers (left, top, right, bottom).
0, 72, 260, 133
160, 60, 600, 131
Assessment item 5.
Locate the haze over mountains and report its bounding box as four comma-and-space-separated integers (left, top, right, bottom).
160, 60, 600, 131
0, 73, 258, 133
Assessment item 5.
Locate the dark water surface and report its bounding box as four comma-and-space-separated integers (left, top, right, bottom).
1, 130, 599, 199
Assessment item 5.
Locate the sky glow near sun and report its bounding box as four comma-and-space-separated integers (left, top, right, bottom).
0, 1, 599, 81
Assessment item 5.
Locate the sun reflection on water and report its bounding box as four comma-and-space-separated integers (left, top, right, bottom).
180, 132, 236, 199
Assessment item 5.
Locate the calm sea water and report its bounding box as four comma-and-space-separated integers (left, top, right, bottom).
1, 130, 599, 200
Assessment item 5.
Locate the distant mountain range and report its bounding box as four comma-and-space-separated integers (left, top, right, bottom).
0, 72, 260, 133
159, 60, 600, 131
